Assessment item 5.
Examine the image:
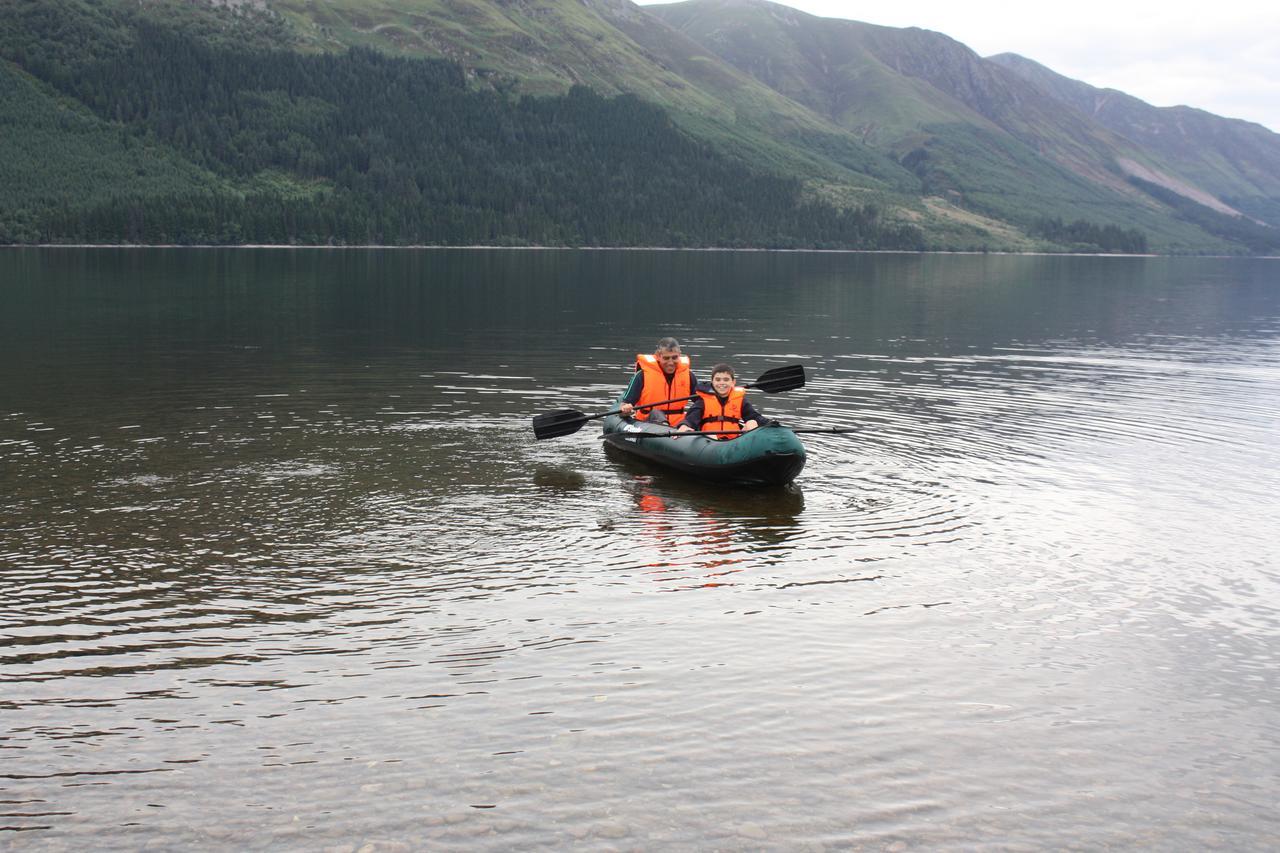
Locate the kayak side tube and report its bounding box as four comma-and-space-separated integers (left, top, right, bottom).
601, 408, 806, 486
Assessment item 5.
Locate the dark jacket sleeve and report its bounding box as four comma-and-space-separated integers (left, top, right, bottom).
621, 370, 642, 405
683, 397, 705, 430
742, 398, 765, 424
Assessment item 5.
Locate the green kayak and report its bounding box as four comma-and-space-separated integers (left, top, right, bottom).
601, 407, 807, 486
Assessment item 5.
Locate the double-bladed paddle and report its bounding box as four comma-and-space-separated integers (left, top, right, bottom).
532, 364, 806, 440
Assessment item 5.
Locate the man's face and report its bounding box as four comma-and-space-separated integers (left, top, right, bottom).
711, 371, 734, 396
656, 349, 681, 376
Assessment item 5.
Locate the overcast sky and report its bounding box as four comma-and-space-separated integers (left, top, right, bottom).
637, 0, 1280, 133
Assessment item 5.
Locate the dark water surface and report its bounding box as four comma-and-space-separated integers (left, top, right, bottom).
2, 248, 1278, 849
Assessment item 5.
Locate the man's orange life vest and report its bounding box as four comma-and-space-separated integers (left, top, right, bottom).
696, 386, 746, 438
635, 353, 692, 426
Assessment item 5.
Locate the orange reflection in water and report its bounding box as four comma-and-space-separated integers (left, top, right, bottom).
634, 481, 745, 590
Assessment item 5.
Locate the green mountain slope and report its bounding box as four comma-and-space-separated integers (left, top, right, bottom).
266, 0, 918, 192
988, 52, 1280, 226
260, 0, 1159, 248
646, 0, 1249, 252
0, 0, 920, 248
2, 0, 1275, 252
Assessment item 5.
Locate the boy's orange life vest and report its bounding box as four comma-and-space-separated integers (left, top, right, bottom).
696, 386, 746, 438
634, 353, 692, 426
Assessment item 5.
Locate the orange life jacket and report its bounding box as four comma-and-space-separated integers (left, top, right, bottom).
634, 353, 692, 426
696, 386, 746, 438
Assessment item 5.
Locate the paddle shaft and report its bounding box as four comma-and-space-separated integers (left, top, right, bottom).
628, 427, 856, 438
563, 392, 701, 428
620, 392, 697, 416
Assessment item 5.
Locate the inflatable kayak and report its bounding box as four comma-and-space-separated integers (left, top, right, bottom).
601, 408, 806, 486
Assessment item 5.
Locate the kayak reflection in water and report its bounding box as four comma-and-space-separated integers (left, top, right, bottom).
678, 363, 765, 439
635, 484, 744, 589
618, 336, 699, 426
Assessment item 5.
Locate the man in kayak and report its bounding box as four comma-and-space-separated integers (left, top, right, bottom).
618, 337, 698, 427
678, 363, 764, 438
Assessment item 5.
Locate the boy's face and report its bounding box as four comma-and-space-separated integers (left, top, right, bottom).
711, 371, 734, 395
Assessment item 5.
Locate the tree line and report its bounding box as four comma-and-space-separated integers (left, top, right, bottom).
1028, 217, 1149, 254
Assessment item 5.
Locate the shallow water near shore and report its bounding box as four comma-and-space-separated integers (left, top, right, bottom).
2, 248, 1279, 849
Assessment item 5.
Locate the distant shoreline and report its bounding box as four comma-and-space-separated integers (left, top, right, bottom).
8, 244, 1246, 259
4, 244, 1276, 258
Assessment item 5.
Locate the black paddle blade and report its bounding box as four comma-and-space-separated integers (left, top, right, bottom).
532, 409, 590, 440
750, 364, 806, 394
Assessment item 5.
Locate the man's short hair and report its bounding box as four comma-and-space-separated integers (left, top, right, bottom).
655, 337, 681, 352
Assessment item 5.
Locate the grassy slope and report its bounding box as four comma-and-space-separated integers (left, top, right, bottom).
647, 0, 1238, 252
5, 0, 929, 248
267, 0, 1031, 247
267, 0, 918, 194
989, 53, 1280, 223
4, 0, 1260, 251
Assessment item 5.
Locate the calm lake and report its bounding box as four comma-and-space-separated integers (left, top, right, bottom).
2, 248, 1278, 849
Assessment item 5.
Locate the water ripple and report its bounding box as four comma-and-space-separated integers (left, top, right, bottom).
3, 252, 1279, 847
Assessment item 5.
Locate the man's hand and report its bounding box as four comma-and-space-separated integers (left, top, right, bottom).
619, 402, 634, 418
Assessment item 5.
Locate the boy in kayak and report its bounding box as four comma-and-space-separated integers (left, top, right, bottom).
618, 337, 698, 426
678, 363, 765, 438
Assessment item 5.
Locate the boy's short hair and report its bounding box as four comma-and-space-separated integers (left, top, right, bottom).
710, 362, 735, 379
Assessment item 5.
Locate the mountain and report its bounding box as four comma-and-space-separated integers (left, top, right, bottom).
267, 0, 917, 192
988, 52, 1280, 226
646, 0, 1280, 251
2, 0, 1277, 252
0, 0, 922, 247
268, 0, 1143, 247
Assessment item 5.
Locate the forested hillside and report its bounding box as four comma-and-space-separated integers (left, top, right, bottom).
2, 0, 1277, 252
0, 0, 921, 248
